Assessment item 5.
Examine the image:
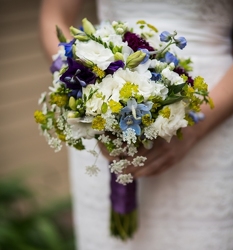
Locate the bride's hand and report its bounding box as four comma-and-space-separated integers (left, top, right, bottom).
125, 126, 199, 178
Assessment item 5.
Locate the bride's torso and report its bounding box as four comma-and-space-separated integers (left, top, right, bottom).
70, 1, 233, 249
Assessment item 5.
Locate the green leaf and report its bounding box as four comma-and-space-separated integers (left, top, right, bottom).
101, 102, 108, 114
168, 83, 186, 94
178, 58, 193, 72
160, 95, 184, 106
35, 218, 62, 250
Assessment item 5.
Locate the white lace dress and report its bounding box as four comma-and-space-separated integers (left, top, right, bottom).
68, 0, 233, 249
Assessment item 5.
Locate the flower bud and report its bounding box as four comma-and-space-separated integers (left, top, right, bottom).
82, 18, 96, 35
74, 34, 90, 41
69, 26, 83, 36
56, 25, 67, 43
159, 31, 172, 42
67, 111, 80, 119
114, 52, 124, 61
69, 96, 77, 110
126, 51, 146, 68
174, 36, 187, 49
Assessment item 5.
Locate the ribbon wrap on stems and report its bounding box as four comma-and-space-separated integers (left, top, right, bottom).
110, 172, 138, 240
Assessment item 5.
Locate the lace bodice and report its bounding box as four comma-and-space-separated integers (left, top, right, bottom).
97, 0, 233, 26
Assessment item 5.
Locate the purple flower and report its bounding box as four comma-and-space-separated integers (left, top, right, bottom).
174, 67, 194, 85
60, 58, 96, 98
123, 31, 154, 52
160, 31, 172, 42
105, 60, 125, 75
175, 36, 187, 49
50, 55, 64, 73
59, 39, 75, 58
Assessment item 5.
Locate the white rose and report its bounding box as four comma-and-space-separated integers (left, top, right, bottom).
75, 40, 114, 70
145, 101, 188, 142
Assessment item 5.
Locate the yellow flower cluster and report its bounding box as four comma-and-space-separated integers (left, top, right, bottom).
185, 114, 195, 126
92, 116, 106, 130
183, 85, 202, 112
92, 65, 106, 79
34, 110, 46, 124
50, 93, 68, 107
193, 76, 208, 92
142, 114, 153, 126
120, 82, 138, 100
57, 132, 66, 141
159, 106, 171, 119
108, 99, 123, 113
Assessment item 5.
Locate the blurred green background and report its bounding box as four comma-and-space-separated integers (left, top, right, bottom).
0, 0, 97, 249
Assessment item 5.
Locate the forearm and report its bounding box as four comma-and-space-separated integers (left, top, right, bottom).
194, 64, 233, 140
39, 0, 82, 62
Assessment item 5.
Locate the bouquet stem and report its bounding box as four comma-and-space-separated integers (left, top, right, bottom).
110, 173, 138, 240
110, 208, 138, 240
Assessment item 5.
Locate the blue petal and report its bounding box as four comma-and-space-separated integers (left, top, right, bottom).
160, 31, 171, 42
120, 106, 131, 115
59, 39, 75, 58
129, 124, 141, 135
162, 51, 179, 66
137, 48, 150, 64
175, 36, 187, 50
127, 98, 138, 109
119, 117, 128, 131
151, 72, 161, 81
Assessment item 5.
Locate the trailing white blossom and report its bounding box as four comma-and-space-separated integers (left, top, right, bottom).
116, 174, 134, 185
86, 165, 100, 176
109, 159, 131, 174
132, 156, 147, 167
48, 137, 62, 152
87, 150, 99, 157
122, 128, 137, 144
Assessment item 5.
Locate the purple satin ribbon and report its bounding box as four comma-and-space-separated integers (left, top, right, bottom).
110, 172, 137, 214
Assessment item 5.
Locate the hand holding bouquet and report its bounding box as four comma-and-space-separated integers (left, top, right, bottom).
34, 18, 213, 240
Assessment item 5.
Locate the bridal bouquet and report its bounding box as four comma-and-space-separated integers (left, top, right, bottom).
34, 18, 213, 240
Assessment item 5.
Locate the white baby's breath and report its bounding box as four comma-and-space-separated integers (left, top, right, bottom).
109, 159, 131, 174
48, 137, 62, 152
87, 150, 99, 157
116, 174, 134, 185
132, 156, 147, 167
122, 128, 137, 144
86, 165, 100, 176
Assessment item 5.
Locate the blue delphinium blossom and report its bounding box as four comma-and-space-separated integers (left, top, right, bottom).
151, 72, 161, 81
175, 36, 187, 49
120, 98, 152, 119
161, 51, 179, 66
160, 31, 172, 42
120, 115, 141, 135
59, 39, 75, 58
189, 111, 205, 123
